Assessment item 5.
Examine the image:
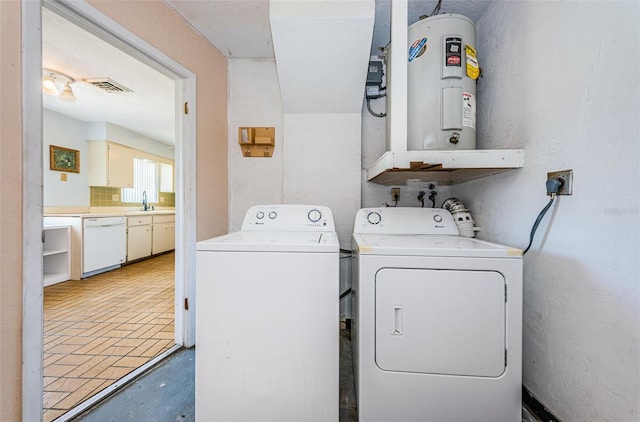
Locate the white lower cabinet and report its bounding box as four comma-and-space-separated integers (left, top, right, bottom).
43, 225, 71, 286
127, 216, 153, 262
152, 214, 175, 254
128, 214, 175, 259
44, 212, 175, 278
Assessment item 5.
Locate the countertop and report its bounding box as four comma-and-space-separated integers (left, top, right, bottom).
44, 210, 175, 218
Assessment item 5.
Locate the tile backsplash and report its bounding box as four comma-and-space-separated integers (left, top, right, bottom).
90, 186, 175, 207
158, 192, 175, 207
90, 186, 122, 206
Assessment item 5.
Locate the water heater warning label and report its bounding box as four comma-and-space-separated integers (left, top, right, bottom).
463, 92, 476, 129
408, 38, 427, 62
465, 45, 480, 80
445, 37, 462, 66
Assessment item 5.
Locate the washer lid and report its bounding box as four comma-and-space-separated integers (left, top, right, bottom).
353, 234, 522, 258
197, 231, 339, 253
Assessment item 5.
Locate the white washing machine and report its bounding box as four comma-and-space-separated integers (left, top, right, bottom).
352, 207, 523, 422
195, 204, 339, 421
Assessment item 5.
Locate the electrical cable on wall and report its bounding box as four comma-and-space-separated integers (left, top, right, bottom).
340, 288, 352, 300
430, 0, 443, 16
366, 97, 386, 118
385, 190, 399, 207
523, 178, 564, 254
366, 91, 386, 118
384, 198, 398, 207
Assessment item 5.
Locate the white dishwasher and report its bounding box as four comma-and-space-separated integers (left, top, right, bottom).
83, 216, 126, 277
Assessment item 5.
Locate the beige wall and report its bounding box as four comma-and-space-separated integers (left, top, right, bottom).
88, 0, 229, 241
0, 0, 24, 419
0, 0, 228, 418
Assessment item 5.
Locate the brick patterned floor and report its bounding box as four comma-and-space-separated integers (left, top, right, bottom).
43, 252, 175, 421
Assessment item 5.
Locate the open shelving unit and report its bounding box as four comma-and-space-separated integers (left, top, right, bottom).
43, 225, 71, 286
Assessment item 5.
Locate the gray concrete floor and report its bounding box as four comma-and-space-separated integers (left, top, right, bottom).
74, 329, 539, 422
340, 328, 358, 422
74, 330, 358, 422
74, 348, 195, 422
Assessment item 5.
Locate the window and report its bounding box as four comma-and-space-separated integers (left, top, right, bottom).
121, 158, 159, 203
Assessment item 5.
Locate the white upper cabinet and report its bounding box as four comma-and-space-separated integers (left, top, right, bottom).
159, 162, 174, 193
88, 141, 134, 188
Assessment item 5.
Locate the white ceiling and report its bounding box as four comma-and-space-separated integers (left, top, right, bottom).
371, 0, 493, 55
166, 0, 493, 59
44, 1, 492, 145
42, 7, 175, 145
166, 0, 274, 59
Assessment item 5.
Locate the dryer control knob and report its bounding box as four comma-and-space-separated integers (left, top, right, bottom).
308, 209, 322, 223
256, 211, 265, 219
367, 211, 382, 225
268, 211, 277, 219
433, 214, 443, 223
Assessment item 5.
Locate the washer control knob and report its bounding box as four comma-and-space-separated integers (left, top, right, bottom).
268, 211, 277, 219
256, 211, 265, 219
367, 211, 382, 225
433, 214, 443, 223
308, 209, 322, 223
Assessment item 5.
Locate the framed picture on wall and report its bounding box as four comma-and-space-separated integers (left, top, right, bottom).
49, 145, 80, 173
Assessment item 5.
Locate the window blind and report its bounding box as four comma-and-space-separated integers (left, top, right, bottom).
121, 158, 159, 203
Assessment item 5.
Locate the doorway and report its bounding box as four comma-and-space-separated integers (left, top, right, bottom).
42, 5, 178, 420
23, 1, 198, 421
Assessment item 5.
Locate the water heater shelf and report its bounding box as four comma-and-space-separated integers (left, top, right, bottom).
367, 149, 525, 185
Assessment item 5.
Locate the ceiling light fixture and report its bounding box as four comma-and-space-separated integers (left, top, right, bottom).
42, 68, 78, 103
59, 82, 77, 103
42, 74, 58, 96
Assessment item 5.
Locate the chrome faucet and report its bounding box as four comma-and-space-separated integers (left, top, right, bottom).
142, 190, 148, 211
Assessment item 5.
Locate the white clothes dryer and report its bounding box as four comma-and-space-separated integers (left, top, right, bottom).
352, 207, 523, 422
196, 205, 339, 422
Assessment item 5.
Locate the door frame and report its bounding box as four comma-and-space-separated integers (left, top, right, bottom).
22, 1, 197, 419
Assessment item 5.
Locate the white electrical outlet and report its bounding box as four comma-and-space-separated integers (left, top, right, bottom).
112, 194, 119, 201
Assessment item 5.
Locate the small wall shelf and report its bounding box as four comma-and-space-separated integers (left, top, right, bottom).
43, 225, 71, 286
367, 149, 525, 185
238, 127, 275, 157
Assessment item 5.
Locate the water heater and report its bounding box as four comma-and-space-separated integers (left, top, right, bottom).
388, 14, 478, 151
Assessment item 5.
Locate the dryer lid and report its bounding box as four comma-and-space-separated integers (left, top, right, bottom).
353, 234, 522, 258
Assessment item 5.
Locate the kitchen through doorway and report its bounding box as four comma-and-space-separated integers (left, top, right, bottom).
39, 2, 195, 420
